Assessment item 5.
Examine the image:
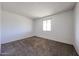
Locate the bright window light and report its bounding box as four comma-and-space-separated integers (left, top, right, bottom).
43, 20, 51, 31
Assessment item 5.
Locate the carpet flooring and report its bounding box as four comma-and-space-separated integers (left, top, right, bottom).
1, 36, 78, 56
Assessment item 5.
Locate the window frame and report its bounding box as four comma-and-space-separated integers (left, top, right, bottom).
43, 19, 51, 31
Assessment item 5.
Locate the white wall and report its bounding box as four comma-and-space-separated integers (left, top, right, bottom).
34, 10, 74, 44
0, 3, 1, 54
1, 10, 33, 44
74, 3, 79, 55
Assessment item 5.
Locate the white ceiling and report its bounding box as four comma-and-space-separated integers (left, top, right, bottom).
2, 2, 75, 19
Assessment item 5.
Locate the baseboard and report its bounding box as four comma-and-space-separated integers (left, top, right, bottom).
1, 36, 33, 45
33, 36, 73, 46
2, 35, 73, 46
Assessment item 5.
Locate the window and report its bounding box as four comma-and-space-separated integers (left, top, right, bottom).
43, 20, 51, 31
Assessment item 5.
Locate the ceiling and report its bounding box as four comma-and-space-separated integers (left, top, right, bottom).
2, 2, 76, 19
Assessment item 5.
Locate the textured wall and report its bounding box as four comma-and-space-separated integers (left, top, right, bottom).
74, 3, 79, 55
34, 10, 74, 44
1, 10, 33, 44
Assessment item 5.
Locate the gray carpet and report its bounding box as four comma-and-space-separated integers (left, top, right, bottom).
1, 36, 78, 56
